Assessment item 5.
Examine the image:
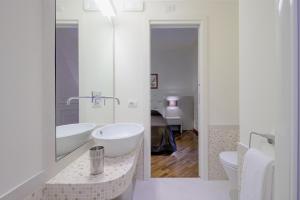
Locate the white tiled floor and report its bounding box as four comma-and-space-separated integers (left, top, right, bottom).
133, 178, 231, 200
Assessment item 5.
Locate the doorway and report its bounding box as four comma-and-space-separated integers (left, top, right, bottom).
150, 25, 200, 178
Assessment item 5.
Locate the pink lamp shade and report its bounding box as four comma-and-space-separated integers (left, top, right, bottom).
166, 96, 179, 107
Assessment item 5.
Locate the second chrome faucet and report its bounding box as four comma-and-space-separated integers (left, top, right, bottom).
66, 92, 120, 106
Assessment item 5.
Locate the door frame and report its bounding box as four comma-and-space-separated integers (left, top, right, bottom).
289, 0, 299, 199
276, 0, 299, 199
145, 19, 209, 180
296, 0, 300, 198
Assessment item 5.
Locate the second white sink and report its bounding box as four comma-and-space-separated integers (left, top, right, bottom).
91, 123, 144, 157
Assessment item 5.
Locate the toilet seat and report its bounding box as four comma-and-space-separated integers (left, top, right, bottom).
219, 151, 238, 169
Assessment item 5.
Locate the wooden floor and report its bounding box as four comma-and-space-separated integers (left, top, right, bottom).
151, 130, 199, 178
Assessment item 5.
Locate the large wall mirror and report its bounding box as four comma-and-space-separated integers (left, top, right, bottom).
55, 0, 114, 160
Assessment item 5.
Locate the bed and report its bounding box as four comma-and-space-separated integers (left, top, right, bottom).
151, 110, 177, 154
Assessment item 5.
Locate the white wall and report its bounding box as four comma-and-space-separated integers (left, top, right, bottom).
239, 0, 297, 199
239, 0, 278, 154
151, 28, 198, 130
56, 0, 114, 126
0, 0, 44, 197
113, 0, 239, 178
0, 0, 106, 199
113, 0, 239, 125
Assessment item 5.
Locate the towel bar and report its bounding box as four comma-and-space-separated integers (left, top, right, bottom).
249, 131, 275, 148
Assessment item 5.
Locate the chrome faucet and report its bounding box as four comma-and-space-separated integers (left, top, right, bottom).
100, 96, 120, 105
66, 93, 120, 105
66, 96, 94, 105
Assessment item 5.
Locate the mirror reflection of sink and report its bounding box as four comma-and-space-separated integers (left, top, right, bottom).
56, 123, 96, 157
92, 123, 144, 157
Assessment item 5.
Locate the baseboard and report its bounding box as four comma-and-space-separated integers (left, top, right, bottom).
0, 170, 45, 200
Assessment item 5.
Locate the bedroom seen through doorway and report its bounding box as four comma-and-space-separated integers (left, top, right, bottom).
150, 26, 199, 178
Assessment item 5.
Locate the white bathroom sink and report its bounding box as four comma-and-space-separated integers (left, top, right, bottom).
56, 123, 97, 157
91, 123, 144, 157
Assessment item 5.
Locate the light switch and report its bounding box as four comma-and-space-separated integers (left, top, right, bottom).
128, 100, 138, 108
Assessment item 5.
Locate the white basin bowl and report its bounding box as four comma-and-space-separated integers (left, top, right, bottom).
92, 123, 144, 157
56, 123, 96, 157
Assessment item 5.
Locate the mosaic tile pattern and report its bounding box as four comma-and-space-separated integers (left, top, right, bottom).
23, 186, 47, 200
46, 141, 142, 200
208, 125, 239, 180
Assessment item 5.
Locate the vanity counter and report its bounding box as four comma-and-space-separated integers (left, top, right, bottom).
46, 142, 141, 200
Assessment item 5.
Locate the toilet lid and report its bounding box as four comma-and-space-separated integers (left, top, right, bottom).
219, 151, 238, 169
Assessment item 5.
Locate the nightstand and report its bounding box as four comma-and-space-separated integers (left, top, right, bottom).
165, 116, 182, 135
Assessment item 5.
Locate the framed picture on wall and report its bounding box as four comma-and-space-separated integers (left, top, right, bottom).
151, 74, 158, 89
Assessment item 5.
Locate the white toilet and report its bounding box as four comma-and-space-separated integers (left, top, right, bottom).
219, 151, 238, 200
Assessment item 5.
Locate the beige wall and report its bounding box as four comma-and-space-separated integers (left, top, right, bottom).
113, 0, 239, 178
239, 0, 278, 152
113, 0, 239, 126
239, 0, 278, 181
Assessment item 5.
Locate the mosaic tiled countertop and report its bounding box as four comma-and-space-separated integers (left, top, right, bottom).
46, 141, 142, 200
